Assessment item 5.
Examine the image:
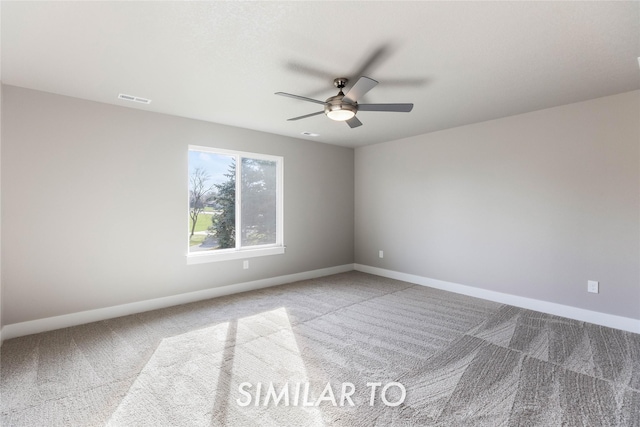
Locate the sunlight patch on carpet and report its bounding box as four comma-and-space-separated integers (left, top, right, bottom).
105, 308, 324, 426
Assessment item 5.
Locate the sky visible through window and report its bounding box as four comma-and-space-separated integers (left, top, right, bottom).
188, 151, 233, 188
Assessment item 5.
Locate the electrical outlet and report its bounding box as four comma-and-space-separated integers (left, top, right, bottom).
243, 260, 249, 270
587, 280, 599, 294
379, 250, 384, 259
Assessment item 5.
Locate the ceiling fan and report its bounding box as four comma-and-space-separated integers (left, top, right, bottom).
275, 76, 413, 128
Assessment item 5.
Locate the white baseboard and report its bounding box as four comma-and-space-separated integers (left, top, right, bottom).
3, 263, 637, 342
355, 264, 640, 334
1, 264, 355, 341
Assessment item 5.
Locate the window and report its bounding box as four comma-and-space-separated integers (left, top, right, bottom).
187, 145, 284, 264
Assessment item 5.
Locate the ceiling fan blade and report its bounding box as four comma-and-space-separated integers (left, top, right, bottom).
346, 116, 362, 128
287, 111, 324, 121
275, 92, 326, 105
343, 76, 378, 103
351, 45, 392, 82
375, 77, 429, 87
358, 103, 413, 112
286, 61, 336, 80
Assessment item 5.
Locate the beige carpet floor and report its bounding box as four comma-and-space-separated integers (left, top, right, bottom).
1, 271, 639, 426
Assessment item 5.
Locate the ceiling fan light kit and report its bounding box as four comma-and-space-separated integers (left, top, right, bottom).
325, 100, 357, 121
276, 76, 413, 128
326, 108, 356, 121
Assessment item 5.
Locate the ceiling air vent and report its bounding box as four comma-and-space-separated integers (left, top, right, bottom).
118, 93, 151, 104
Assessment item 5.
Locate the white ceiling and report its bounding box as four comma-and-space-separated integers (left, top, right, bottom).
2, 1, 639, 148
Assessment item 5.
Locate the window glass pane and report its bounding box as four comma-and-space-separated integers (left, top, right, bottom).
188, 151, 235, 252
240, 157, 277, 247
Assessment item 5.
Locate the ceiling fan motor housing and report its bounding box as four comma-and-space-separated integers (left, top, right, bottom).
324, 92, 357, 120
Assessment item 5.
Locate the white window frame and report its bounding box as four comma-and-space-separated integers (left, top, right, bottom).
187, 145, 285, 264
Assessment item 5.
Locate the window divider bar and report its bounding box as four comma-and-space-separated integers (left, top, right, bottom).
235, 155, 242, 250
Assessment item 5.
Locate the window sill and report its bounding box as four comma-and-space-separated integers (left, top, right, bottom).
186, 245, 285, 265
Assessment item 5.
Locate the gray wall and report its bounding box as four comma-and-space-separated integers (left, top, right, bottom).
3, 85, 638, 327
1, 85, 354, 325
355, 90, 640, 320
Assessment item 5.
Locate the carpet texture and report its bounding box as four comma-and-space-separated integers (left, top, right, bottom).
1, 271, 639, 426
